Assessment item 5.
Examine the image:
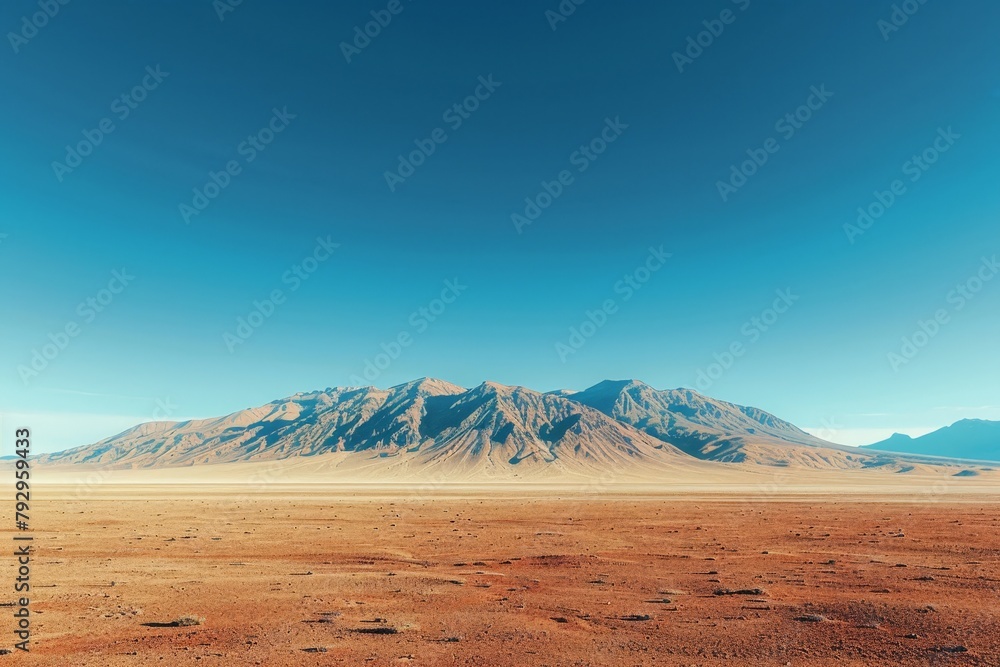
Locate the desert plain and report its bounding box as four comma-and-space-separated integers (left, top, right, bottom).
3, 471, 999, 666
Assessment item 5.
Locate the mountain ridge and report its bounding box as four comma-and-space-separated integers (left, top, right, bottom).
38, 378, 979, 476
862, 419, 1000, 462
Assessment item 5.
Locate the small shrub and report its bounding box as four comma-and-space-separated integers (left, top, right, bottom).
172, 615, 204, 627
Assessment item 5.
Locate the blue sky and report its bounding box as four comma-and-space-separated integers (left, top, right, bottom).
2, 1, 999, 453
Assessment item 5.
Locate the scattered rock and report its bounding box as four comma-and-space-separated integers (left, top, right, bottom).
714, 587, 765, 596
795, 614, 826, 623
353, 627, 399, 635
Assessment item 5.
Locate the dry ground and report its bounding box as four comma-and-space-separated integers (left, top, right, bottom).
3, 484, 1000, 665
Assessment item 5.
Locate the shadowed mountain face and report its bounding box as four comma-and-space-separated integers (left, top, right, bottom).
41, 378, 929, 474
863, 419, 1000, 462
567, 380, 867, 468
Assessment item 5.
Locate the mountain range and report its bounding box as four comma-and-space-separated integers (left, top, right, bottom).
38, 378, 989, 479
862, 419, 1000, 462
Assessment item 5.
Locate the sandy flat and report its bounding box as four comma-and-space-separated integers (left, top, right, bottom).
3, 478, 998, 665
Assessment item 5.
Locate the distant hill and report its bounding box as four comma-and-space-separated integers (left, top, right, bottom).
862, 419, 1000, 462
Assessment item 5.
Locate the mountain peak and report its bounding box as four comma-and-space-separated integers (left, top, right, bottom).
568, 379, 648, 409
588, 379, 651, 392
952, 418, 992, 427
471, 380, 515, 395
390, 377, 465, 396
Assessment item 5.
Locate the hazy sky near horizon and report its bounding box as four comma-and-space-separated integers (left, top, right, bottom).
2, 1, 999, 453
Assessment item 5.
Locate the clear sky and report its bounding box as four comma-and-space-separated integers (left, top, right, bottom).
2, 1, 999, 453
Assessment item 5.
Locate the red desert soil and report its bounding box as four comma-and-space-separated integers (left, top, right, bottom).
6, 486, 1000, 665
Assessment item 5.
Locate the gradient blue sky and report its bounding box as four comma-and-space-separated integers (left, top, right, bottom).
2, 1, 999, 453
